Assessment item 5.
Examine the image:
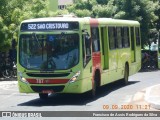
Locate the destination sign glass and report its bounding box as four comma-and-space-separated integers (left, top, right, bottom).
20, 22, 79, 31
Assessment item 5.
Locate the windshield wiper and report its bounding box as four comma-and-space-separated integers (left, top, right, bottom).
32, 32, 42, 49
32, 32, 43, 60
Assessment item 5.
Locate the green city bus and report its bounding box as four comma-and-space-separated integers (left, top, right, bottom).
17, 16, 141, 99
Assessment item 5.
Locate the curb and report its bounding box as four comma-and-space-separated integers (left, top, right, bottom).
0, 77, 17, 81
145, 84, 160, 110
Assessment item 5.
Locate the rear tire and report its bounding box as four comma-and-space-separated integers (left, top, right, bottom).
122, 64, 129, 85
39, 93, 48, 99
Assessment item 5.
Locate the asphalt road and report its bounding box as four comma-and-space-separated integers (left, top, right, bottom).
0, 70, 160, 119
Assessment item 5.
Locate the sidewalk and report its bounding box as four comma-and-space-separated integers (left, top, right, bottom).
0, 77, 17, 81
145, 84, 160, 110
129, 84, 160, 110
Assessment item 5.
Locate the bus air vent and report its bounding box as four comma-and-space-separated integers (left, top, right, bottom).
26, 73, 70, 77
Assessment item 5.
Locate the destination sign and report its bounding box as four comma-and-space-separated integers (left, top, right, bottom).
20, 22, 79, 31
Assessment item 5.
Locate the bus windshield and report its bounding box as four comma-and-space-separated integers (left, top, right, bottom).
19, 33, 79, 71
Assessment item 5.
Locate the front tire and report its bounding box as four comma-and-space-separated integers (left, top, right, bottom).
91, 72, 100, 98
39, 93, 48, 99
92, 79, 97, 98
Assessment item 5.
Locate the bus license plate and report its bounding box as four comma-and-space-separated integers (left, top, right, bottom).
42, 90, 54, 93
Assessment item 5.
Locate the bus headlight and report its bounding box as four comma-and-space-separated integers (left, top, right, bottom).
69, 71, 81, 83
18, 72, 29, 84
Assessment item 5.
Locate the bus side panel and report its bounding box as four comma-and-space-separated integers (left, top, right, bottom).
117, 48, 131, 80
66, 22, 93, 93
136, 46, 141, 72
80, 61, 93, 92
129, 26, 141, 75
99, 26, 110, 86
108, 49, 119, 82
129, 46, 141, 76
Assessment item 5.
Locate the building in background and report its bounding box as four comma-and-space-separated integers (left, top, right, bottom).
49, 0, 73, 11
58, 0, 73, 10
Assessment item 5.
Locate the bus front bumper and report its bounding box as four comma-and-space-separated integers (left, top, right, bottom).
18, 77, 91, 94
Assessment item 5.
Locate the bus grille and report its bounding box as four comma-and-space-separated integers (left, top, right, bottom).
31, 86, 65, 93
26, 73, 70, 77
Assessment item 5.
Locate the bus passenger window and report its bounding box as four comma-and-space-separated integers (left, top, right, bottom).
108, 27, 116, 49
116, 27, 122, 48
135, 27, 140, 46
123, 27, 130, 48
91, 27, 100, 52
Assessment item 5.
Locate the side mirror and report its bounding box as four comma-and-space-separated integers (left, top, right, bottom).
85, 35, 91, 48
82, 29, 91, 39
86, 32, 91, 40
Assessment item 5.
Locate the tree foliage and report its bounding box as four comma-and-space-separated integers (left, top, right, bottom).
116, 0, 159, 46
69, 0, 160, 48
0, 0, 50, 51
92, 0, 117, 18
0, 0, 160, 51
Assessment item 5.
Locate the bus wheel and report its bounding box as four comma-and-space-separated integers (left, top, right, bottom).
92, 72, 99, 98
39, 93, 48, 99
92, 79, 97, 98
122, 64, 129, 85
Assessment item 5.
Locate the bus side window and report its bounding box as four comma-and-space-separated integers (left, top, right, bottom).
116, 27, 123, 48
123, 27, 130, 48
91, 27, 100, 52
82, 34, 91, 67
108, 27, 116, 50
135, 27, 140, 46
131, 27, 135, 51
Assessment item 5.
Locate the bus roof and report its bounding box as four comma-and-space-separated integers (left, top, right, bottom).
21, 17, 86, 23
21, 17, 140, 26
97, 18, 140, 26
